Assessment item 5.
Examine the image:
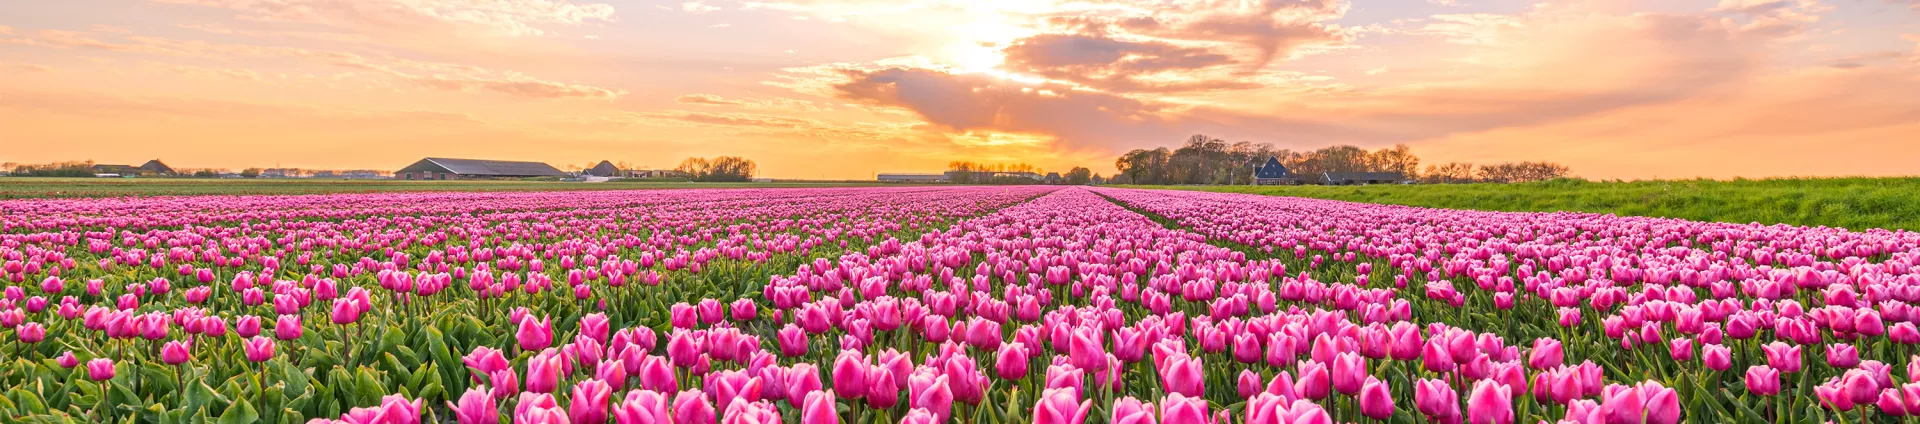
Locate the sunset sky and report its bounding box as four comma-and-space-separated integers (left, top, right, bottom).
2, 0, 1917, 179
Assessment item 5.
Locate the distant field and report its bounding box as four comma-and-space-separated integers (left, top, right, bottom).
0, 177, 903, 199
1125, 177, 1920, 232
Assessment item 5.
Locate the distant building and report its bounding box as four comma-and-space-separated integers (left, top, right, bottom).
1044, 172, 1063, 185
585, 161, 623, 177
878, 173, 948, 183
395, 157, 569, 180
943, 170, 1044, 182
1316, 172, 1406, 185
261, 168, 304, 178
91, 159, 177, 177
1253, 157, 1301, 185
624, 169, 689, 179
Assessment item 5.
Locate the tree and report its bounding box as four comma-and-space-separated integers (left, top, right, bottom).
1421, 162, 1477, 184
1477, 161, 1569, 183
676, 156, 757, 182
706, 156, 758, 182
1065, 167, 1092, 185
1368, 144, 1421, 179
1115, 148, 1173, 185
240, 168, 262, 178
676, 158, 712, 180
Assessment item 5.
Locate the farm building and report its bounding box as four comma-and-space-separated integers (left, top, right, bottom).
394, 158, 569, 180
584, 161, 623, 177
1253, 157, 1300, 185
877, 173, 947, 183
1317, 172, 1407, 185
91, 160, 177, 177
626, 169, 690, 179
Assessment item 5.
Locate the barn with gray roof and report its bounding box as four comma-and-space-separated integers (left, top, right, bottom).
395, 158, 569, 180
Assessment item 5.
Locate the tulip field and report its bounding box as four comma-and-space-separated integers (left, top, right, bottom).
5, 186, 1920, 424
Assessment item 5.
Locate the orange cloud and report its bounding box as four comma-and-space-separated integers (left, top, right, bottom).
410, 75, 623, 100
676, 94, 744, 106
152, 0, 617, 37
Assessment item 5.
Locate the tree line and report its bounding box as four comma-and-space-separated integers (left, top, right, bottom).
945, 161, 1099, 185
675, 156, 758, 182
1112, 134, 1570, 185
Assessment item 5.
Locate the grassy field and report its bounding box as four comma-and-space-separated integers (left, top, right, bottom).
1125, 177, 1920, 232
0, 177, 904, 199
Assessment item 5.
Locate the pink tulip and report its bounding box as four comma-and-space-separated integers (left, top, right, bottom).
464, 347, 512, 382
161, 340, 192, 365
275, 314, 303, 340
613, 389, 670, 424
1644, 382, 1680, 424
580, 313, 611, 343
1358, 377, 1395, 420
1702, 344, 1731, 371
570, 379, 614, 424
330, 298, 362, 325
1112, 397, 1156, 424
16, 322, 44, 343
1816, 379, 1856, 412
832, 350, 870, 399
1159, 353, 1204, 397
515, 393, 569, 424
1466, 380, 1511, 424
997, 342, 1031, 380
802, 391, 839, 424
1237, 370, 1262, 399
900, 409, 939, 424
1666, 338, 1692, 362
1330, 352, 1366, 395
777, 324, 808, 357
706, 369, 763, 412
519, 315, 554, 351
57, 351, 79, 368
527, 349, 566, 393
672, 390, 717, 424
730, 299, 756, 322
1160, 392, 1207, 423
87, 358, 115, 381
238, 315, 262, 338
1762, 342, 1802, 373
1827, 344, 1860, 368
244, 336, 276, 362
1843, 369, 1879, 405
868, 366, 900, 409
1032, 387, 1091, 424
449, 386, 499, 424
640, 355, 679, 393
1746, 366, 1780, 396
1293, 360, 1330, 401
910, 371, 954, 423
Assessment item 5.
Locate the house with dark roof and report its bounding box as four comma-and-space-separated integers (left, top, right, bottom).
1316, 171, 1407, 185
1253, 157, 1300, 185
91, 159, 177, 177
138, 160, 176, 176
584, 161, 623, 177
394, 158, 569, 180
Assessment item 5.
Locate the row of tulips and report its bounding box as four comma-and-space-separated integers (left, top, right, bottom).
7, 184, 1920, 424
0, 187, 1050, 423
